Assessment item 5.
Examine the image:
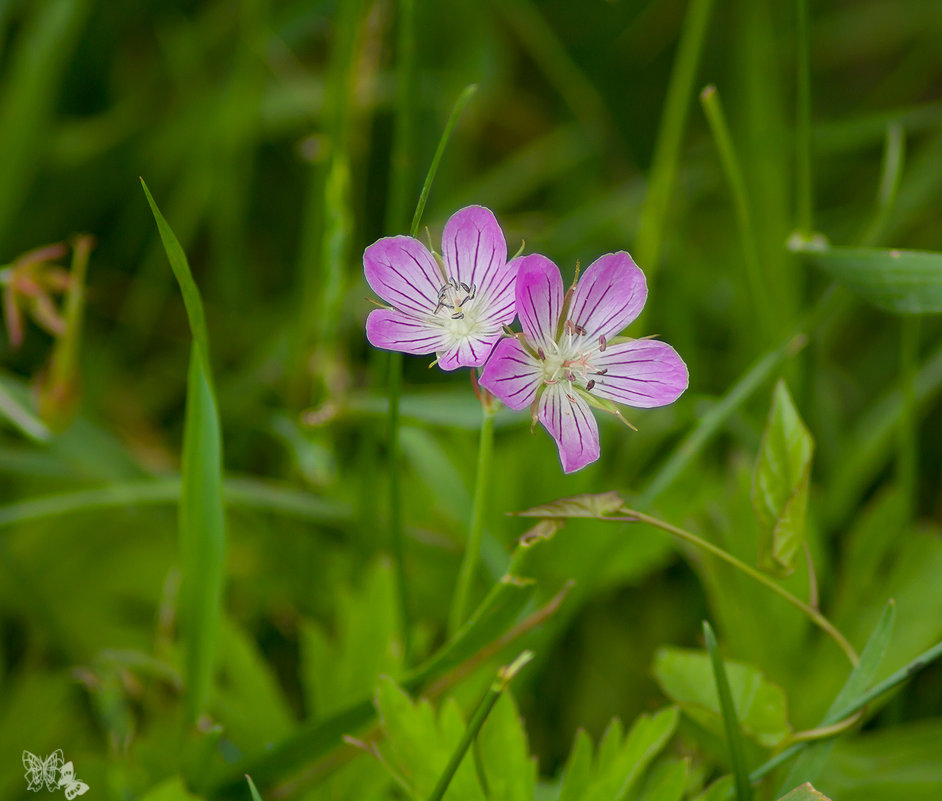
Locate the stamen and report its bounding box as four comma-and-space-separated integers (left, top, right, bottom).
451, 312, 465, 320
595, 368, 608, 375
537, 346, 546, 360
586, 379, 595, 391
564, 369, 575, 383
599, 335, 607, 352
573, 323, 586, 336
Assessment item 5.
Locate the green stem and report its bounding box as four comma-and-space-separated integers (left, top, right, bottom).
625, 509, 859, 666
426, 651, 532, 801
795, 0, 813, 234
448, 401, 497, 635
385, 0, 417, 664
898, 315, 919, 517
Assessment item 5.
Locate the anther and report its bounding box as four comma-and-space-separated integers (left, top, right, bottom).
451, 312, 465, 320
595, 368, 608, 376
599, 335, 607, 352
565, 370, 575, 382
460, 281, 471, 293
586, 379, 595, 391
574, 323, 586, 336
537, 347, 546, 360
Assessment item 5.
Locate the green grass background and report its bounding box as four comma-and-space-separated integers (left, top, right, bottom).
1, 0, 942, 799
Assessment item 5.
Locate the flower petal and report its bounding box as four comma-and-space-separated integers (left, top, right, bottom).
366, 308, 449, 355
478, 338, 542, 410
364, 236, 444, 316
515, 254, 564, 352
442, 206, 509, 305
436, 331, 502, 371
589, 339, 688, 408
538, 382, 600, 473
567, 251, 646, 342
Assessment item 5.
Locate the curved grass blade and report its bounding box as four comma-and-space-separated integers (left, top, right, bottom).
143, 182, 225, 724
703, 622, 752, 801
776, 783, 830, 801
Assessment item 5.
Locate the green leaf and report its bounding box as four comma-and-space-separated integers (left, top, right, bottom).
300, 558, 404, 718
143, 184, 225, 724
557, 729, 594, 801
776, 783, 831, 801
635, 758, 689, 801
584, 707, 679, 801
652, 648, 790, 747
751, 380, 814, 575
478, 692, 536, 801
778, 601, 895, 795
375, 677, 487, 801
797, 244, 942, 314
221, 525, 561, 793
139, 777, 203, 801
514, 491, 627, 519
245, 775, 265, 801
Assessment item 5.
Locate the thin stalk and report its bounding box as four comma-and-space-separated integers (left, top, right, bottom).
448, 402, 497, 635
624, 509, 859, 666
635, 0, 716, 273
700, 85, 776, 338
898, 315, 919, 517
704, 622, 753, 801
861, 122, 905, 246
425, 651, 533, 801
385, 0, 418, 664
795, 0, 813, 234
385, 83, 478, 657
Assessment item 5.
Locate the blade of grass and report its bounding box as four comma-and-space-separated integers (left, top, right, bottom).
0, 477, 349, 530
635, 0, 716, 273
0, 0, 90, 248
700, 84, 776, 340
637, 285, 843, 508
0, 372, 52, 443
385, 82, 478, 661
860, 123, 905, 247
384, 0, 418, 664
426, 651, 533, 801
703, 621, 752, 801
245, 774, 265, 801
795, 0, 812, 234
898, 315, 919, 517
143, 182, 225, 724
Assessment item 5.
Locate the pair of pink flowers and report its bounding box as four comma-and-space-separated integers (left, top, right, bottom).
364, 206, 688, 473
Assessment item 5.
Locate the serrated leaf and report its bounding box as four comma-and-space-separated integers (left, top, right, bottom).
558, 729, 594, 801
751, 380, 813, 576
776, 783, 831, 801
478, 692, 535, 801
585, 707, 679, 801
514, 491, 627, 519
797, 244, 942, 314
374, 677, 486, 801
653, 648, 790, 747
636, 758, 689, 801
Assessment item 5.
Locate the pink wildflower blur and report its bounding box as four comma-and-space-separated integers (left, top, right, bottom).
479, 252, 688, 473
363, 205, 518, 370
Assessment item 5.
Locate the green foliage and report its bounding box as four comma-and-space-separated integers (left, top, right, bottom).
776, 784, 831, 801
652, 647, 790, 748
798, 245, 942, 314
751, 380, 813, 576
145, 183, 226, 724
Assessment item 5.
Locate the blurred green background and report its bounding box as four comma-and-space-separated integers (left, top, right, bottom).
2, 0, 942, 799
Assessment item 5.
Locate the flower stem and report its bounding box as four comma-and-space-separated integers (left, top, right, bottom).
448, 401, 497, 635
795, 0, 813, 234
624, 508, 859, 666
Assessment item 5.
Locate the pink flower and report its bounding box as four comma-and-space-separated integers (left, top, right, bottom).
479, 252, 688, 473
363, 206, 518, 371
